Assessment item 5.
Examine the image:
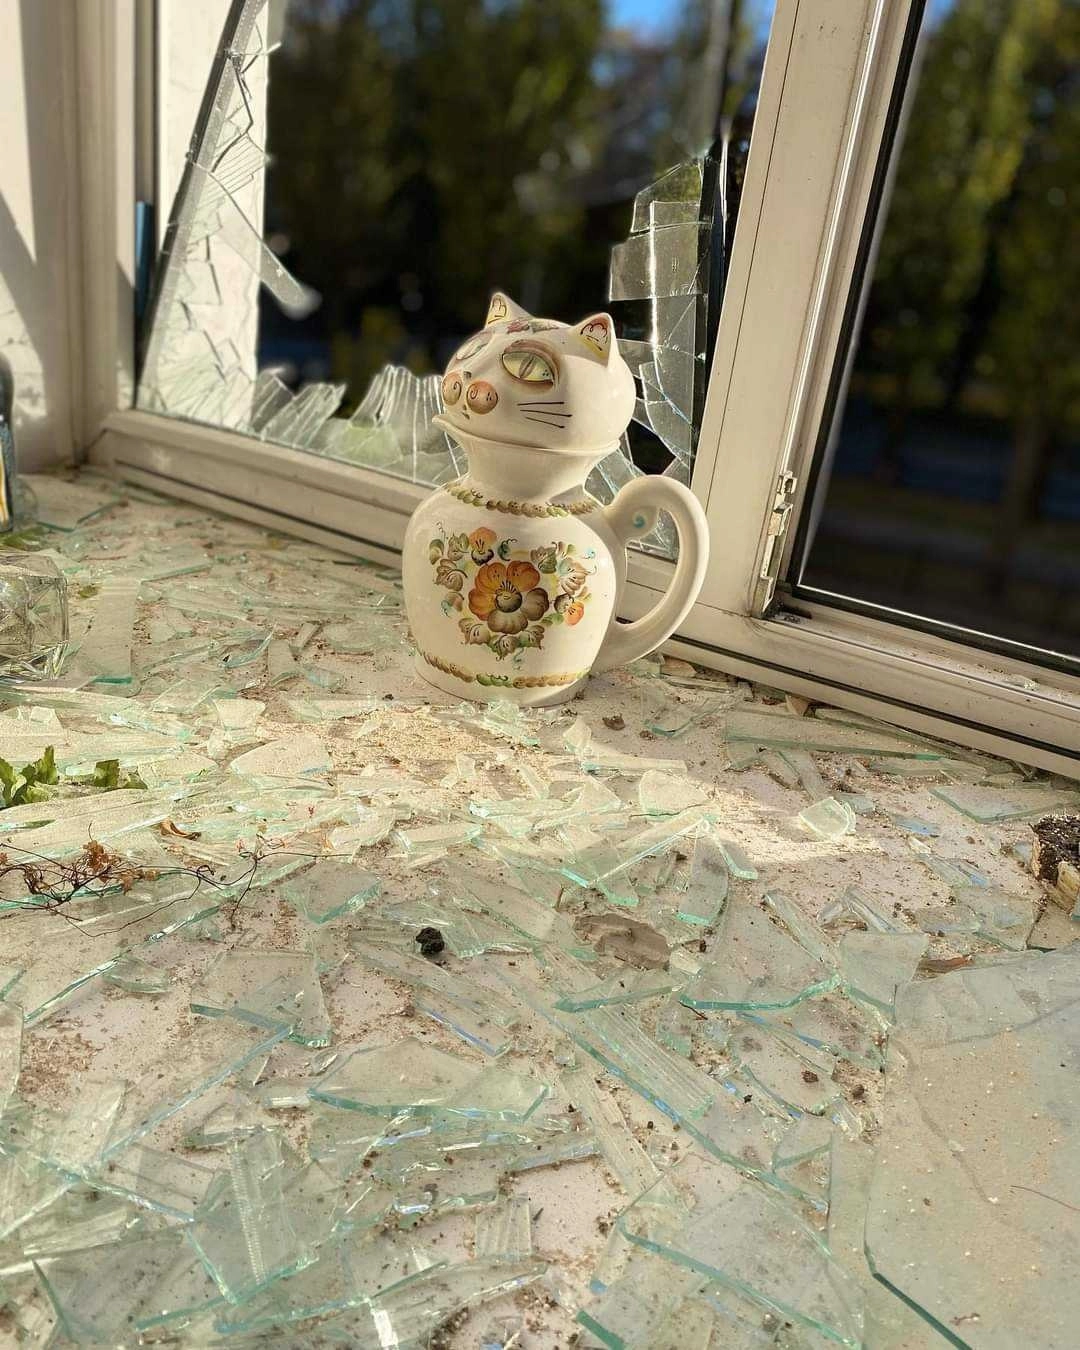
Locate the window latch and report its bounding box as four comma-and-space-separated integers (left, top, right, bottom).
756, 469, 798, 614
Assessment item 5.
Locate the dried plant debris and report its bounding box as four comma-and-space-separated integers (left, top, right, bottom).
0, 472, 1074, 1345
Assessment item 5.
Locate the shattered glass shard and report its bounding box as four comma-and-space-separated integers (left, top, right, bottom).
722, 706, 940, 757
347, 944, 519, 1057
190, 948, 332, 1046
554, 969, 684, 1012
714, 838, 758, 881
619, 1155, 864, 1346
931, 781, 1080, 822
798, 797, 857, 841
865, 947, 1080, 1346
190, 1129, 314, 1304
820, 884, 907, 934
67, 578, 141, 685
34, 1229, 222, 1339
838, 931, 928, 1022
281, 860, 381, 924
638, 769, 710, 816
561, 1069, 662, 1199
102, 953, 171, 995
0, 1002, 22, 1118
310, 1038, 479, 1115
680, 902, 837, 1012
228, 733, 330, 778
475, 1195, 534, 1261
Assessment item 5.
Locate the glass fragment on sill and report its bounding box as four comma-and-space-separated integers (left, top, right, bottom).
618, 1155, 864, 1346
474, 1195, 533, 1263
763, 889, 838, 967
820, 883, 906, 934
228, 732, 330, 778
714, 837, 758, 880
506, 1128, 599, 1174
779, 748, 830, 800
311, 1038, 471, 1116
886, 810, 941, 836
572, 913, 672, 970
74, 1141, 217, 1222
679, 901, 838, 1013
497, 957, 717, 1127
65, 577, 140, 686
0, 553, 69, 680
346, 944, 518, 1057
33, 1228, 223, 1340
797, 796, 857, 840
190, 1130, 315, 1305
280, 860, 381, 924
758, 747, 799, 787
102, 953, 171, 995
561, 1069, 663, 1201
577, 1251, 718, 1350
2, 1190, 142, 1277
722, 706, 942, 757
562, 714, 688, 776
0, 964, 23, 999
210, 1225, 441, 1335
931, 781, 1080, 822
560, 808, 712, 901
251, 1078, 310, 1111
184, 1096, 263, 1151
865, 947, 1080, 1345
348, 1259, 546, 1347
906, 836, 990, 890
772, 1111, 835, 1172
190, 948, 332, 1046
656, 996, 696, 1058
949, 884, 1035, 950
381, 895, 533, 959
725, 1021, 838, 1119
105, 1019, 290, 1156
637, 769, 710, 816
837, 932, 928, 1022
641, 688, 741, 739
554, 969, 684, 1013
743, 993, 886, 1073
0, 1002, 22, 1119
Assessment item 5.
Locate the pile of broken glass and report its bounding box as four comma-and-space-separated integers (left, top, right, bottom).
0, 472, 1076, 1347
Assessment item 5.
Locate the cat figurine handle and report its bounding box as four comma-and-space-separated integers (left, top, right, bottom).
402, 292, 710, 704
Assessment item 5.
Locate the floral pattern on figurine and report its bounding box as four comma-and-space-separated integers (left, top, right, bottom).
429, 528, 593, 661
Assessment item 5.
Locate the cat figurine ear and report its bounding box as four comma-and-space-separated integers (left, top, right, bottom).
576, 313, 615, 364
485, 291, 530, 326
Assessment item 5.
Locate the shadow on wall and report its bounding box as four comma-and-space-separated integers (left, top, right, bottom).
0, 0, 106, 469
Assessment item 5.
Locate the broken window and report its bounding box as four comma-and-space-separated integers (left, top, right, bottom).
138, 0, 777, 555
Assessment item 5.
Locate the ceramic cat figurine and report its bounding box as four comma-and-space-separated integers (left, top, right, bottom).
402, 292, 708, 705
435, 290, 636, 453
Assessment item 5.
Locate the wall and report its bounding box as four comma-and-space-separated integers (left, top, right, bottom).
0, 0, 78, 469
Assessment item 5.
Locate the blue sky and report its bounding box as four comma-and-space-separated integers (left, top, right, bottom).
608, 0, 777, 42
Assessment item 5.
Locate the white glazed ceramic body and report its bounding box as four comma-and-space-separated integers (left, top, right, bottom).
402, 294, 709, 705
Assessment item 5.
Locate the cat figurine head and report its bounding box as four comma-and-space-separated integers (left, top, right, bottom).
433, 292, 635, 452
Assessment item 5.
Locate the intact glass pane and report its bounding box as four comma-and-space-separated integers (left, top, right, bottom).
799, 0, 1080, 661
143, 0, 776, 554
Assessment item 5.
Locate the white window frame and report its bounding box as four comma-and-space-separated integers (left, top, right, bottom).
77, 0, 1080, 773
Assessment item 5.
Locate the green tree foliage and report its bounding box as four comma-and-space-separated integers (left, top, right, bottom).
267, 0, 605, 386
865, 0, 1064, 413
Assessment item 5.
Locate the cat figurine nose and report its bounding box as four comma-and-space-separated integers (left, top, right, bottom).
465, 380, 498, 413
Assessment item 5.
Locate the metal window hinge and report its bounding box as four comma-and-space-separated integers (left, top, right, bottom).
756, 469, 798, 614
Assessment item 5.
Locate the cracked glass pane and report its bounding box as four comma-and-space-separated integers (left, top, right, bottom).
143, 0, 779, 557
